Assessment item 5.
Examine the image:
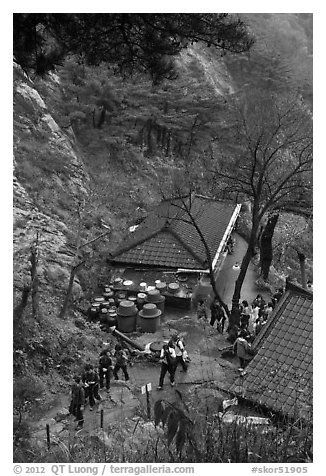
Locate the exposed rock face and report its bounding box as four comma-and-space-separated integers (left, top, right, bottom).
178, 43, 235, 96
13, 63, 89, 310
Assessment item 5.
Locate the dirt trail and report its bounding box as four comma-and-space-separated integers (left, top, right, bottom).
29, 314, 239, 451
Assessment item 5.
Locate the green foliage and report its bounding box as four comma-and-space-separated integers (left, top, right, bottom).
14, 376, 44, 411
14, 14, 254, 82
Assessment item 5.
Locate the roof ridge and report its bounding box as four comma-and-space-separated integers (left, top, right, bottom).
110, 228, 164, 259
194, 194, 238, 205
168, 228, 206, 267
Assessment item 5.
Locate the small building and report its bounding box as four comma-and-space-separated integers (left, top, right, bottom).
230, 284, 313, 422
107, 194, 241, 307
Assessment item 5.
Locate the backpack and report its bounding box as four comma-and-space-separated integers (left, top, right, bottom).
99, 354, 112, 369
164, 347, 177, 367
176, 338, 185, 351
116, 349, 128, 365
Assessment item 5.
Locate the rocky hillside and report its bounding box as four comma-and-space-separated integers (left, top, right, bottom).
14, 63, 89, 307
13, 63, 109, 413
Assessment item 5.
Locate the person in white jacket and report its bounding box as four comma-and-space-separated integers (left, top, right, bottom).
157, 343, 177, 389
171, 335, 188, 372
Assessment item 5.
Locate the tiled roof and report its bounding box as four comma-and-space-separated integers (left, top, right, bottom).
110, 195, 238, 269
230, 290, 313, 420
111, 231, 200, 268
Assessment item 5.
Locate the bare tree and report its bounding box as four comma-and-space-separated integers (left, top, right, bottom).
207, 92, 312, 329
59, 204, 111, 320
160, 180, 231, 320
13, 232, 40, 323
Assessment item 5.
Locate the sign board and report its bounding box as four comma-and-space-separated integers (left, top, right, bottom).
141, 383, 152, 394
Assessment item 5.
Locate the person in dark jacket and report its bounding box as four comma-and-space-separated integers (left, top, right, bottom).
99, 349, 113, 392
210, 299, 224, 331
197, 299, 208, 320
233, 332, 254, 370
113, 344, 129, 381
69, 375, 85, 430
157, 343, 177, 389
252, 294, 266, 310
82, 364, 101, 411
272, 288, 284, 307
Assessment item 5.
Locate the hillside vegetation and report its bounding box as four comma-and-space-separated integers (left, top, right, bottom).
13, 13, 313, 462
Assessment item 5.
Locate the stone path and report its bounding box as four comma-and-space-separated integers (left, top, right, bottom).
29, 233, 270, 454
216, 232, 271, 307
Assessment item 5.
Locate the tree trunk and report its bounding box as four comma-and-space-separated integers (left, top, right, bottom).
229, 220, 260, 330
97, 106, 106, 129
166, 131, 171, 156
59, 207, 82, 319
146, 118, 153, 154
181, 199, 230, 318
297, 251, 307, 290
30, 242, 39, 321
259, 212, 279, 280
13, 286, 31, 322
59, 264, 81, 320
208, 264, 230, 319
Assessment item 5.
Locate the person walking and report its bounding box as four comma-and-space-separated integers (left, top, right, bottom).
272, 287, 284, 307
69, 375, 85, 430
113, 344, 129, 381
99, 349, 113, 393
82, 364, 102, 411
157, 342, 177, 389
171, 335, 188, 372
197, 299, 208, 320
252, 294, 266, 311
265, 302, 274, 318
233, 331, 254, 370
210, 299, 224, 330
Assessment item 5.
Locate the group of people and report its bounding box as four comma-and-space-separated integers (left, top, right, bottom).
69, 344, 130, 430
70, 287, 285, 428
197, 297, 227, 333
157, 334, 189, 390
232, 289, 284, 371
239, 289, 284, 338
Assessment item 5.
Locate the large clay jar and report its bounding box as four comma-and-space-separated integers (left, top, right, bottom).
116, 300, 137, 333
145, 289, 165, 313
168, 282, 180, 294
88, 304, 100, 321
107, 308, 117, 327
99, 307, 109, 324
156, 281, 167, 293
137, 303, 162, 333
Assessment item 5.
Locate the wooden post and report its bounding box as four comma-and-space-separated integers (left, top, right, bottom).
46, 424, 50, 450
146, 385, 151, 419
100, 409, 104, 429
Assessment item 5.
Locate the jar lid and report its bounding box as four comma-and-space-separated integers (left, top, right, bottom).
94, 297, 105, 302
137, 293, 147, 299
